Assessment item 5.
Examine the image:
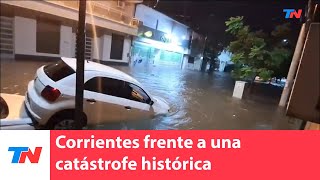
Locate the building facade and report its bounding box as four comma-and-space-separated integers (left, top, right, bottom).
0, 0, 142, 63
185, 31, 206, 71
132, 4, 191, 69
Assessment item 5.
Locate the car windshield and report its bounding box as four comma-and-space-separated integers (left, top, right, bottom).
43, 60, 75, 82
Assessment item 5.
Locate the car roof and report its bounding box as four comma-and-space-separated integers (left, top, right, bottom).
61, 57, 140, 85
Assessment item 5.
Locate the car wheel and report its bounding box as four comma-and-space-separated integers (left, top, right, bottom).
46, 110, 86, 130
0, 96, 9, 119
53, 118, 77, 130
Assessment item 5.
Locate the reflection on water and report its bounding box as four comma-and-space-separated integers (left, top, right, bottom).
92, 65, 301, 130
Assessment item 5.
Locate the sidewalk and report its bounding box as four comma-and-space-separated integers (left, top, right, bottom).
0, 93, 34, 130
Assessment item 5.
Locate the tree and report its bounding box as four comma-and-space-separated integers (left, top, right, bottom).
203, 41, 224, 73
225, 16, 292, 82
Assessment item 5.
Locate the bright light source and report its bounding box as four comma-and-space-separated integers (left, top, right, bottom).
172, 36, 179, 44
144, 31, 153, 38
182, 35, 186, 40
138, 38, 184, 53
164, 33, 173, 39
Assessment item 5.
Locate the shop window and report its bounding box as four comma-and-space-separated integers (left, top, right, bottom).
110, 34, 124, 60
36, 19, 60, 54
160, 51, 182, 63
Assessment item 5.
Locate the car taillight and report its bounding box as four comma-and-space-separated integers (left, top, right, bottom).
41, 85, 61, 102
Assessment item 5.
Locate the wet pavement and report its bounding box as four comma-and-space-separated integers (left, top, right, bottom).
0, 59, 302, 130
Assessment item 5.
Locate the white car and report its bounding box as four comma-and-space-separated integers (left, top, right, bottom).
25, 57, 170, 129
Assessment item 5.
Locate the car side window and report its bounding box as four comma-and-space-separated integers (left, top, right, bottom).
85, 77, 151, 104
123, 83, 151, 104
84, 77, 125, 97
85, 77, 102, 93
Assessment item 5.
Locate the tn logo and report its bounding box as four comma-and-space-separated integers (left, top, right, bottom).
8, 147, 42, 163
283, 9, 303, 19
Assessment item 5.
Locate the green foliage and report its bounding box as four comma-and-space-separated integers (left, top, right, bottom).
257, 68, 273, 81
225, 16, 244, 35
203, 41, 224, 72
225, 16, 293, 82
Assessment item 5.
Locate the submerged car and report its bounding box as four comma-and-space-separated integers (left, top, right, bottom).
25, 57, 170, 129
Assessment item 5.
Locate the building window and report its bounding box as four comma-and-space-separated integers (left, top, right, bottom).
110, 33, 124, 60
188, 57, 195, 64
36, 19, 60, 54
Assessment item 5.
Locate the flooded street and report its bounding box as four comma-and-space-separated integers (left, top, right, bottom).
114, 65, 301, 130
1, 60, 301, 130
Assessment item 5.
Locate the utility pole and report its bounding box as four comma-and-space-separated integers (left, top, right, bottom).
278, 24, 306, 107
279, 0, 315, 107
74, 0, 87, 129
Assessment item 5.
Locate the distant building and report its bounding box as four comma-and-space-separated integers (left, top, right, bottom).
0, 0, 142, 63
132, 4, 192, 69
217, 50, 232, 72
185, 31, 206, 71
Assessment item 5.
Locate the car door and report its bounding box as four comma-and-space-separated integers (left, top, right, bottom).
83, 76, 127, 125
117, 82, 154, 121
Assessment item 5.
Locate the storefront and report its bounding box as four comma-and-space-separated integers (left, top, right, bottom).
132, 25, 190, 68
132, 4, 191, 69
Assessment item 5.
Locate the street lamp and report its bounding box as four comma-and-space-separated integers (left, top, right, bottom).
74, 0, 87, 129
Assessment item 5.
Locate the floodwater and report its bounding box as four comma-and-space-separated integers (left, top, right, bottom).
98, 64, 301, 130
1, 60, 301, 130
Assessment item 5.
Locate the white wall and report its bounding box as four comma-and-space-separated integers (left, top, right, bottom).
14, 16, 75, 58
14, 16, 36, 55
157, 18, 173, 34
92, 36, 101, 60
135, 4, 190, 41
101, 35, 111, 61
121, 37, 131, 63
71, 33, 76, 57
135, 6, 157, 29
60, 25, 73, 57
172, 23, 188, 43
99, 35, 131, 63
135, 4, 190, 60
3, 1, 138, 36
193, 58, 203, 71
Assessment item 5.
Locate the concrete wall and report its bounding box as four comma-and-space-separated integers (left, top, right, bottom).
287, 23, 320, 123
193, 58, 203, 71
122, 37, 131, 63
3, 1, 138, 36
101, 35, 111, 61
59, 25, 73, 57
14, 16, 74, 58
93, 34, 130, 63
13, 16, 130, 63
92, 36, 101, 60
71, 33, 76, 57
135, 6, 157, 29
98, 1, 135, 17
157, 18, 173, 34
14, 16, 36, 56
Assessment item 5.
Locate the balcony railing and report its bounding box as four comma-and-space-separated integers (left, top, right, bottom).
45, 0, 139, 28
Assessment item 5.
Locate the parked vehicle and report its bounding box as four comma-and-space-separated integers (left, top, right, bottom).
25, 57, 170, 129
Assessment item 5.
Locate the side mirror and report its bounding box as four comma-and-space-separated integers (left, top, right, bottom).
150, 100, 154, 106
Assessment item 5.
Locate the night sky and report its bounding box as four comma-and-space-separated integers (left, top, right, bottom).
143, 0, 312, 47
